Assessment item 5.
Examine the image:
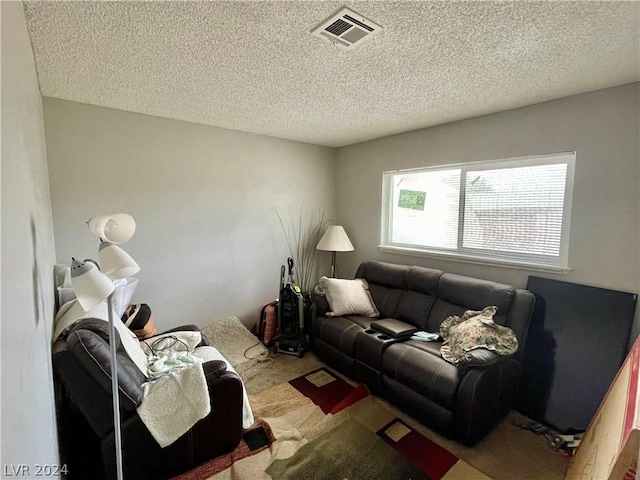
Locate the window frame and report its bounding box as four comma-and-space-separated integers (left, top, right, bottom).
380, 152, 576, 273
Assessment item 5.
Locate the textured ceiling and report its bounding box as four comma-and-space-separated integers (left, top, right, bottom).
23, 1, 640, 147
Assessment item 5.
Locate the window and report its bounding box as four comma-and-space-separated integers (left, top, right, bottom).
381, 152, 575, 272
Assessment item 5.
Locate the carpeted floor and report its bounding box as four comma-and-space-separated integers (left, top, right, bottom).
264, 368, 476, 480
266, 414, 432, 479
254, 352, 570, 480
177, 347, 570, 480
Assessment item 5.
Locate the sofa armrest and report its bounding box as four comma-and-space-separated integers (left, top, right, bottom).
458, 349, 511, 368
507, 289, 535, 360
453, 358, 521, 444
203, 359, 228, 378
314, 293, 330, 317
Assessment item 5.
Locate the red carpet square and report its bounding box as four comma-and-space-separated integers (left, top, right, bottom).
289, 367, 360, 414
378, 418, 459, 480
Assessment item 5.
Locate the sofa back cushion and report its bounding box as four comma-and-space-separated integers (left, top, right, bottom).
353, 261, 534, 360
427, 273, 514, 332
355, 261, 442, 330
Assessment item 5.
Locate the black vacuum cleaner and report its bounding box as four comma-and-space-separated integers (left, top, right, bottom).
275, 257, 306, 357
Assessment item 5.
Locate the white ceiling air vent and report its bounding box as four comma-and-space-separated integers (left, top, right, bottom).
311, 7, 382, 49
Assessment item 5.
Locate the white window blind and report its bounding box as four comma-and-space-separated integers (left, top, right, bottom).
381, 152, 575, 272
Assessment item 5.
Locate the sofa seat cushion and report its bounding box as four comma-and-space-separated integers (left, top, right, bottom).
313, 315, 374, 357
381, 341, 461, 410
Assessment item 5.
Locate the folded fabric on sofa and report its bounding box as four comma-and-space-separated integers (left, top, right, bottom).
146, 351, 203, 380
440, 306, 518, 365
410, 331, 440, 342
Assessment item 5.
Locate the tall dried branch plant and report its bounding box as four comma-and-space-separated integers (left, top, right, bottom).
277, 206, 330, 293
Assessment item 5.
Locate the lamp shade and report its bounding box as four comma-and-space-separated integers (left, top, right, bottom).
70, 257, 115, 311
87, 213, 136, 244
98, 242, 140, 279
316, 225, 354, 252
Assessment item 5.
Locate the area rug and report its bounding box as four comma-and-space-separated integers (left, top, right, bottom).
281, 368, 478, 480
178, 367, 489, 480
171, 420, 276, 480
266, 415, 431, 479
200, 315, 272, 383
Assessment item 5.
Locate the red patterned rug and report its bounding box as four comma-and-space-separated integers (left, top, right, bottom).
285, 368, 462, 480
288, 367, 369, 414
378, 417, 459, 480
173, 367, 486, 480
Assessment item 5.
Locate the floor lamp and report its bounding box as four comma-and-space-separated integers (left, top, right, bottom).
70, 213, 140, 480
316, 225, 354, 277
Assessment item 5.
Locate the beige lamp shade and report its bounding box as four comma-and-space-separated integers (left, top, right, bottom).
70, 258, 115, 311
98, 242, 140, 280
316, 225, 354, 252
87, 213, 136, 244
316, 225, 354, 278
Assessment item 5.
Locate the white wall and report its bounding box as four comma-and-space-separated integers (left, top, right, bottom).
336, 84, 639, 331
44, 85, 639, 334
43, 98, 336, 330
1, 1, 60, 473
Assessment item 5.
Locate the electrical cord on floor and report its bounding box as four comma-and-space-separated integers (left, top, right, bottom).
244, 341, 268, 360
513, 420, 573, 452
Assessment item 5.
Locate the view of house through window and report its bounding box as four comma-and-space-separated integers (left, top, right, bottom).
381, 152, 575, 271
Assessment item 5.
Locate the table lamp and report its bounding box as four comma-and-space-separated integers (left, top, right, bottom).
316, 225, 354, 277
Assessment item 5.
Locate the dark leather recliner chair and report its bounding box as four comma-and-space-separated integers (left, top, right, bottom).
53, 319, 244, 480
313, 261, 535, 445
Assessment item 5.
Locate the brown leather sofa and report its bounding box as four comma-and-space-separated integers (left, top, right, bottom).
53, 319, 243, 479
313, 261, 535, 445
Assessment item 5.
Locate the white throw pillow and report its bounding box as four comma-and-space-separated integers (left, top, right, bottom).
318, 276, 380, 318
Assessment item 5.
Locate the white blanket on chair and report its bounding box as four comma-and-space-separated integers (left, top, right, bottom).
136, 345, 254, 448
137, 356, 209, 448
191, 346, 255, 429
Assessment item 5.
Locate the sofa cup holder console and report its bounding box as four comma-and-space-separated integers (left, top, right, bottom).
356, 330, 405, 362
363, 329, 392, 341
